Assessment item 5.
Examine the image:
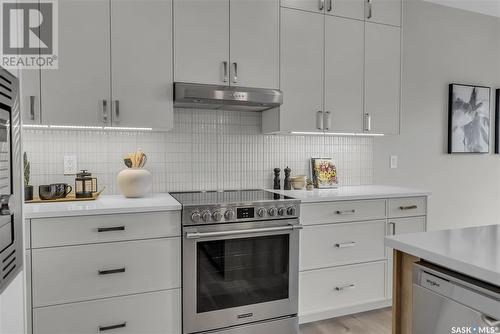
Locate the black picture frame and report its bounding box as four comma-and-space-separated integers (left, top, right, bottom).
448, 83, 491, 154
495, 89, 499, 154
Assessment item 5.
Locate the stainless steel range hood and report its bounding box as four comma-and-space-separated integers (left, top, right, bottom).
174, 82, 283, 112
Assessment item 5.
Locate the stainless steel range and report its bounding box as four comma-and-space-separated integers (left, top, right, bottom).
170, 190, 301, 334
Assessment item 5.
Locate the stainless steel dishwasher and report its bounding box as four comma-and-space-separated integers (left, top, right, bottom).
413, 262, 500, 334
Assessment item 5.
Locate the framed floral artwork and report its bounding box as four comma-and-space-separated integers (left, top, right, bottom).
311, 158, 338, 189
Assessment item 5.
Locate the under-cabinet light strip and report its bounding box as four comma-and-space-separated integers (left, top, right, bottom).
290, 131, 384, 137
22, 124, 153, 131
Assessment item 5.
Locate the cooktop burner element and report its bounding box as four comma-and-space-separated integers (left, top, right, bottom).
170, 189, 300, 226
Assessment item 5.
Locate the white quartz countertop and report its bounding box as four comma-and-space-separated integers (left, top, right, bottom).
24, 193, 181, 219
267, 185, 430, 202
385, 224, 500, 286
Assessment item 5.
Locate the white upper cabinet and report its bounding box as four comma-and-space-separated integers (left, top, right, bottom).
281, 0, 325, 13
229, 0, 279, 89
281, 0, 364, 20
327, 0, 365, 20
111, 0, 173, 130
278, 8, 324, 133
28, 0, 174, 130
174, 0, 279, 88
324, 15, 364, 133
364, 22, 400, 135
366, 0, 401, 26
20, 70, 41, 125
41, 0, 111, 126
173, 0, 229, 85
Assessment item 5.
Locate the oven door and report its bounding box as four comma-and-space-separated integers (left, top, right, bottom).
183, 219, 300, 334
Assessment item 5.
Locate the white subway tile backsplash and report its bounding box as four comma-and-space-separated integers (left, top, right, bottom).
23, 109, 373, 195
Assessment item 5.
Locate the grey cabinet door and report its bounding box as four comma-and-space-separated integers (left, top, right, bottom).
364, 22, 400, 134
281, 0, 325, 13
280, 8, 324, 132
40, 0, 111, 126
111, 0, 173, 130
324, 16, 364, 133
20, 70, 41, 125
229, 0, 279, 89
327, 0, 365, 20
174, 0, 229, 85
366, 0, 401, 27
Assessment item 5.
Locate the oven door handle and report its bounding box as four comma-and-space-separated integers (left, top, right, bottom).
186, 224, 303, 239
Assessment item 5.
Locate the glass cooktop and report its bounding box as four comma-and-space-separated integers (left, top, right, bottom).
170, 190, 296, 206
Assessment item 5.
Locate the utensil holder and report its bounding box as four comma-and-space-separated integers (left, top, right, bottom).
117, 168, 152, 198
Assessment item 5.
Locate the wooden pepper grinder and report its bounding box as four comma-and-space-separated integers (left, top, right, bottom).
273, 168, 281, 190
284, 166, 292, 190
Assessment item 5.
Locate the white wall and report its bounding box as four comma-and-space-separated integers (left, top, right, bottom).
0, 273, 25, 334
374, 0, 500, 230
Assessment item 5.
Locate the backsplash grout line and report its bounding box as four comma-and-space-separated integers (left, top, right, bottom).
23, 109, 374, 195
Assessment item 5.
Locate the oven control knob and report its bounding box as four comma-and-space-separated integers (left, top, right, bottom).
257, 208, 266, 217
212, 211, 223, 222
191, 212, 201, 223
268, 207, 278, 216
202, 210, 212, 222
287, 206, 297, 216
278, 207, 286, 216
224, 209, 236, 220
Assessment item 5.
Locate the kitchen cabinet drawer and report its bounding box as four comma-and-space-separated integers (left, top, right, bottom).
31, 211, 181, 248
301, 200, 386, 225
32, 238, 181, 307
33, 289, 181, 334
300, 220, 386, 270
299, 261, 386, 316
387, 197, 426, 218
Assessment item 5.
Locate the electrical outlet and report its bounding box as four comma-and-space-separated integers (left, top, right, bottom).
390, 155, 398, 169
64, 155, 77, 175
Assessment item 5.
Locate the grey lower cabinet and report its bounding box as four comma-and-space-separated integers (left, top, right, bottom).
25, 211, 182, 334
298, 196, 427, 324
264, 3, 401, 135
174, 0, 279, 89
21, 0, 174, 130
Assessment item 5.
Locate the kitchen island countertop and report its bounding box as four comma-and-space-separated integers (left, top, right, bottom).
24, 193, 181, 219
386, 224, 500, 286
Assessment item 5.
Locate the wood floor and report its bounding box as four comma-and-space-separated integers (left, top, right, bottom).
299, 308, 392, 334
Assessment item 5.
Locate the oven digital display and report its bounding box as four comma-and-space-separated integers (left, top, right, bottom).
237, 207, 254, 219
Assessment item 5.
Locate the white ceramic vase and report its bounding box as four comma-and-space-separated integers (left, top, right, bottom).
117, 168, 152, 198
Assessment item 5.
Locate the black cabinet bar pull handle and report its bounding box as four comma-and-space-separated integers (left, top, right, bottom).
98, 267, 126, 275
97, 226, 125, 232
399, 205, 418, 210
99, 322, 127, 331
